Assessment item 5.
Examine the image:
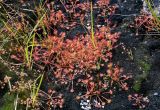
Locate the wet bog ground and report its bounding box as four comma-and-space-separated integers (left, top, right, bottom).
1, 0, 160, 110
107, 0, 160, 110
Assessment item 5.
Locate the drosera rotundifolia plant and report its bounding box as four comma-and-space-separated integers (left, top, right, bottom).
31, 0, 131, 109
0, 0, 152, 110
134, 0, 160, 34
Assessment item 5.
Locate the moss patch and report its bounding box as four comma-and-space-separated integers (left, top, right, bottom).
133, 44, 151, 92
133, 60, 151, 91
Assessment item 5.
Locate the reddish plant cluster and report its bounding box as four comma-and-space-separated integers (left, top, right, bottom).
33, 31, 119, 82
0, 76, 11, 90
32, 30, 131, 108
8, 0, 131, 109
30, 0, 132, 109
45, 90, 64, 109
135, 13, 158, 32
77, 65, 130, 108
43, 0, 117, 36
128, 94, 149, 109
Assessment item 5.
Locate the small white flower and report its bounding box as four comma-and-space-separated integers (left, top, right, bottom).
80, 102, 83, 106
80, 99, 91, 110
97, 25, 101, 28
81, 106, 85, 109
143, 97, 149, 102
83, 102, 88, 105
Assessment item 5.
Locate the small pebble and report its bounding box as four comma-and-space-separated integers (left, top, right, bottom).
154, 92, 158, 96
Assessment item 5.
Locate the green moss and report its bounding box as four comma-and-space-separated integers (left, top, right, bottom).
133, 60, 151, 92
0, 93, 26, 110
0, 93, 15, 110
133, 44, 151, 92
138, 60, 151, 74
0, 61, 17, 79
133, 80, 142, 92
